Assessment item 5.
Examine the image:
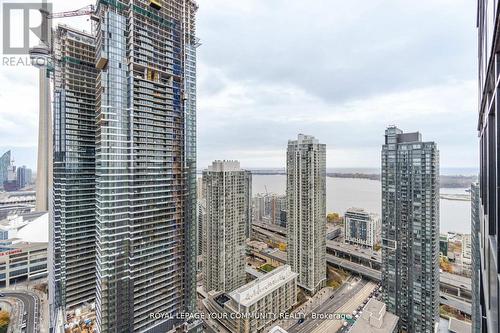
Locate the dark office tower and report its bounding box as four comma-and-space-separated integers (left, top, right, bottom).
471, 182, 481, 333
16, 166, 32, 189
381, 126, 439, 333
52, 25, 97, 311
477, 2, 500, 332
93, 1, 199, 332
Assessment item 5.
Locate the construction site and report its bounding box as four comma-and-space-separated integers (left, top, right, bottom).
63, 304, 96, 333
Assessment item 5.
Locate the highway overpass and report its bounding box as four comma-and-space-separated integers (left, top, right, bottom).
249, 253, 472, 318
252, 221, 472, 315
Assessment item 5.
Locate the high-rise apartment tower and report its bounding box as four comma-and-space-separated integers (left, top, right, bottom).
286, 134, 326, 294
381, 126, 439, 332
202, 160, 251, 293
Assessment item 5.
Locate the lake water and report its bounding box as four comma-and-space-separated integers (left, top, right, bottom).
252, 175, 471, 234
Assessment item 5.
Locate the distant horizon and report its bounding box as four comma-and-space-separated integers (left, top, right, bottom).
2, 146, 478, 177
198, 166, 479, 176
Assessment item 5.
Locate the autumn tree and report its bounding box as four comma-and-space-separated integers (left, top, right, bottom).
0, 311, 9, 328
440, 257, 453, 273
327, 212, 342, 224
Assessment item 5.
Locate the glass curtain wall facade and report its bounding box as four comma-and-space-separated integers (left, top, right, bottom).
52, 25, 97, 310
183, 2, 199, 314
477, 1, 500, 332
0, 151, 11, 190
381, 126, 439, 333
471, 182, 481, 333
93, 0, 198, 332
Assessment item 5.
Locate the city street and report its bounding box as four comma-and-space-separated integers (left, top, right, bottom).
1, 291, 40, 333
287, 278, 368, 333
312, 282, 378, 333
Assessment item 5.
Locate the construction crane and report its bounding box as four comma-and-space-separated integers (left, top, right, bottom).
47, 5, 95, 19
30, 4, 96, 64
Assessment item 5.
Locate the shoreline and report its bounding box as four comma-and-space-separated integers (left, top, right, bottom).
247, 172, 477, 189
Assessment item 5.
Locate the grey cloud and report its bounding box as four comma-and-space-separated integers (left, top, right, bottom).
198, 0, 476, 103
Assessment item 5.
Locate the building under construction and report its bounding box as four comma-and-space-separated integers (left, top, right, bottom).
48, 1, 200, 332
92, 0, 199, 332
52, 24, 98, 311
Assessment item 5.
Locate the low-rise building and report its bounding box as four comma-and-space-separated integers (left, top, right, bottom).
247, 240, 269, 252
461, 234, 471, 265
440, 235, 449, 257
0, 212, 48, 287
349, 299, 399, 333
203, 265, 298, 333
0, 241, 47, 287
344, 208, 380, 248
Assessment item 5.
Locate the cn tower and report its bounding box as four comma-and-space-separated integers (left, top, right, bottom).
29, 6, 52, 212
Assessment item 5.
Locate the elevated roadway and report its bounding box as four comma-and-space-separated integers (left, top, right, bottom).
252, 221, 472, 316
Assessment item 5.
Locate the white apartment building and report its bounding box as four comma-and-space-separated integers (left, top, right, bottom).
202, 160, 252, 293
203, 265, 298, 333
286, 134, 326, 294
344, 208, 381, 248
462, 234, 472, 265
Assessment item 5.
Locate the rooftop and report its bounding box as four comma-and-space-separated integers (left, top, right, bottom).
448, 318, 472, 333
207, 160, 241, 172
229, 265, 297, 307
345, 207, 379, 220
350, 299, 399, 333
0, 212, 48, 243
289, 133, 320, 145
346, 207, 368, 213
0, 191, 36, 204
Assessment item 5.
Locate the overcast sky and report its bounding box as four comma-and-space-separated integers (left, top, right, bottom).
0, 0, 478, 170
